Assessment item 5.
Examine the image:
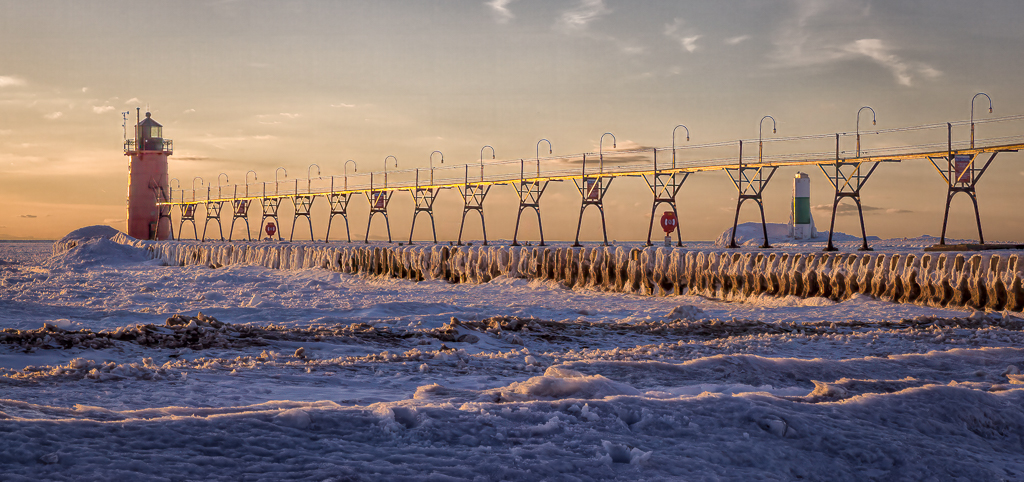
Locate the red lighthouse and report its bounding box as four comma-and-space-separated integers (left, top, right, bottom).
125, 109, 173, 240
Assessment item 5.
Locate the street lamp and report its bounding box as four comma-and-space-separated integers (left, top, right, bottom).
275, 167, 287, 195
429, 151, 443, 185
672, 124, 689, 169
856, 107, 876, 158
971, 93, 993, 149
479, 145, 494, 182
535, 139, 552, 178
307, 163, 321, 194
344, 160, 357, 191
759, 116, 777, 164
245, 170, 257, 197
384, 155, 398, 189
192, 176, 203, 202
599, 132, 616, 174
218, 173, 229, 199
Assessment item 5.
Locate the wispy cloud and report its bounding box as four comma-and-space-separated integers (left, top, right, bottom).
330, 103, 356, 108
0, 76, 26, 88
19, 214, 37, 219
769, 0, 940, 87
486, 0, 515, 24
725, 35, 750, 45
183, 108, 196, 114
44, 112, 63, 120
125, 97, 140, 105
279, 113, 301, 119
558, 0, 609, 32
813, 203, 912, 215
842, 39, 938, 86
92, 105, 115, 114
664, 19, 701, 53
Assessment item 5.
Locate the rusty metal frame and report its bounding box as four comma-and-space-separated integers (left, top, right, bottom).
457, 164, 491, 246
289, 195, 316, 242
511, 171, 551, 246
409, 168, 443, 245
325, 193, 352, 243
572, 153, 614, 247
725, 140, 777, 249
201, 197, 225, 242
643, 148, 688, 247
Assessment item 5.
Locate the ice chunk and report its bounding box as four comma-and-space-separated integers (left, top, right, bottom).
273, 408, 311, 430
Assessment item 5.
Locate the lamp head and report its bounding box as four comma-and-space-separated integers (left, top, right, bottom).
989, 107, 993, 113
872, 120, 876, 125
772, 127, 776, 134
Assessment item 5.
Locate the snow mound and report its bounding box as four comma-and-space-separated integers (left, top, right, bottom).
714, 222, 878, 247
274, 408, 312, 429
45, 232, 149, 269
52, 225, 123, 256
488, 366, 640, 402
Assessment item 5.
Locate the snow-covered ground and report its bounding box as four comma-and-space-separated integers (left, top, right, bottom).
2, 232, 1024, 481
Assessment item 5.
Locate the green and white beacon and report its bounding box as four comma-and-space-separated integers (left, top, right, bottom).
789, 172, 815, 240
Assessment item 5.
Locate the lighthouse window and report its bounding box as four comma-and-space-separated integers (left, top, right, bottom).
149, 126, 162, 138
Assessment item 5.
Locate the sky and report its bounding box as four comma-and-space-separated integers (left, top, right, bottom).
1, 0, 1023, 242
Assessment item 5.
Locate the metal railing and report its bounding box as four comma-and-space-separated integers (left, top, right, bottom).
124, 139, 173, 155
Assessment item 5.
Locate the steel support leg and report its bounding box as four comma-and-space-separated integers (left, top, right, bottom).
365, 212, 392, 244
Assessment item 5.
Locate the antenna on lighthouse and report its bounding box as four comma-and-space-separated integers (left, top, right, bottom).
121, 111, 130, 141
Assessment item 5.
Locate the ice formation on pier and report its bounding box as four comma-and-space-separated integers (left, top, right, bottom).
117, 236, 1024, 312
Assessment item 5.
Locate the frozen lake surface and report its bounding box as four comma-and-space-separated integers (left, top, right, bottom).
1, 233, 1023, 481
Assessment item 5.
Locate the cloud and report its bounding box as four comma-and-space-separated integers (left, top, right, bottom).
125, 97, 140, 105
812, 203, 912, 216
173, 155, 209, 161
19, 214, 37, 219
183, 108, 196, 114
559, 0, 609, 32
103, 218, 125, 224
487, 0, 515, 23
664, 19, 700, 53
81, 87, 88, 92
279, 113, 301, 119
0, 76, 26, 88
44, 112, 63, 120
725, 35, 750, 45
768, 1, 940, 87
842, 39, 909, 85
330, 103, 356, 108
92, 105, 115, 114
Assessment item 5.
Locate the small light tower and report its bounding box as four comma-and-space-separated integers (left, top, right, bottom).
790, 172, 814, 240
125, 109, 173, 240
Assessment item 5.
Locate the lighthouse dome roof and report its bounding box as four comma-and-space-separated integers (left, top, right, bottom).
138, 112, 162, 128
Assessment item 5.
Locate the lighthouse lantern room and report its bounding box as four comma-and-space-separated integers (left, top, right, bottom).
125, 109, 173, 240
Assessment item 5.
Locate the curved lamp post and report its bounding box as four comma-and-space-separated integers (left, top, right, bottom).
307, 163, 321, 194
535, 139, 552, 178
245, 170, 257, 197
275, 167, 287, 195
856, 107, 876, 158
479, 145, 494, 182
759, 116, 776, 164
971, 93, 993, 149
599, 132, 616, 174
429, 151, 443, 185
344, 160, 357, 190
672, 124, 689, 169
192, 176, 203, 202
217, 173, 229, 199
384, 155, 398, 189
170, 178, 180, 202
